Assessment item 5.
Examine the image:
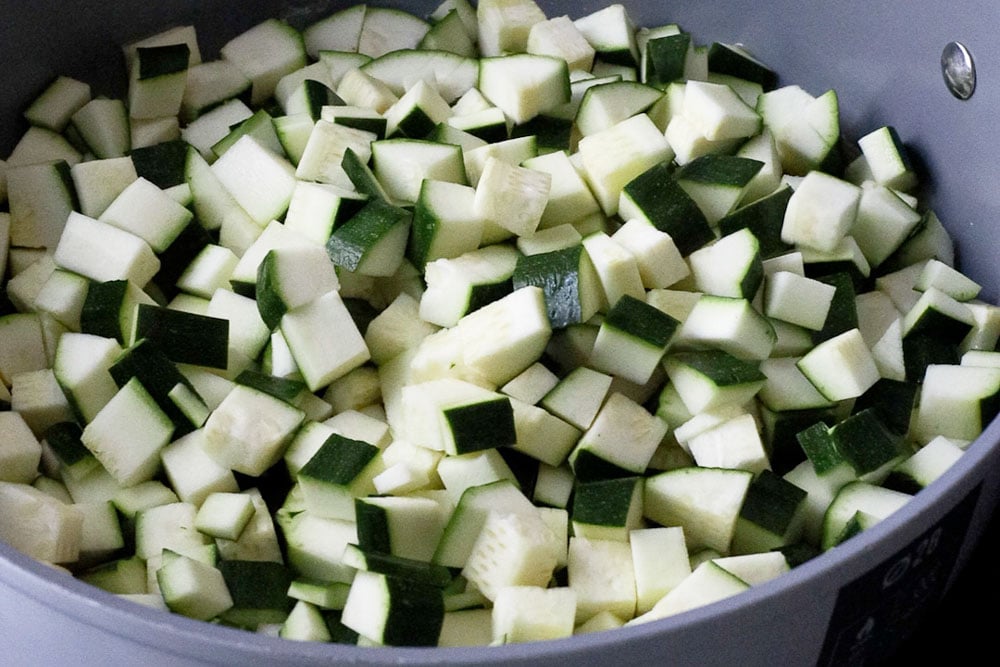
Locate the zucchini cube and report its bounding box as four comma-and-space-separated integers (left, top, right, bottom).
780, 170, 861, 253
202, 383, 305, 476
492, 585, 577, 644
420, 244, 517, 327
644, 466, 753, 554
731, 469, 808, 554
256, 244, 340, 330
401, 378, 516, 455
857, 125, 917, 192
629, 527, 692, 614
297, 433, 383, 521
579, 114, 674, 216
567, 536, 636, 624
796, 329, 879, 401
341, 570, 445, 646
81, 377, 174, 486
217, 559, 295, 628
590, 294, 679, 385
688, 227, 764, 299
663, 349, 767, 414
156, 550, 233, 621
674, 154, 764, 225
913, 363, 1000, 443
513, 244, 600, 329
355, 495, 447, 563
571, 476, 643, 542
568, 392, 668, 481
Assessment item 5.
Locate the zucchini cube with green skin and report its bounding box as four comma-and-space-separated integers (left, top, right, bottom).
409, 179, 483, 268
43, 421, 98, 481
590, 294, 679, 385
574, 80, 665, 138
451, 285, 553, 388
829, 408, 906, 480
571, 477, 643, 542
297, 433, 383, 521
731, 469, 808, 555
664, 350, 767, 414
296, 120, 376, 190
432, 479, 538, 569
857, 125, 917, 192
644, 466, 754, 554
618, 160, 714, 257
202, 383, 305, 477
256, 244, 340, 330
688, 227, 764, 300
132, 304, 229, 370
384, 80, 452, 138
579, 114, 674, 217
420, 244, 517, 328
326, 198, 412, 277
214, 560, 293, 629
643, 31, 691, 86
341, 569, 445, 647
568, 392, 668, 481
80, 279, 154, 345
913, 363, 1000, 444
707, 43, 777, 90
756, 86, 841, 176
110, 338, 207, 436
401, 378, 516, 455
355, 495, 447, 563
820, 481, 912, 551
573, 4, 639, 66
128, 43, 190, 120
343, 543, 452, 589
81, 377, 174, 487
512, 244, 600, 329
884, 435, 965, 494
674, 154, 764, 225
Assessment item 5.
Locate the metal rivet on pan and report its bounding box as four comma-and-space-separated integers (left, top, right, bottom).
941, 41, 976, 100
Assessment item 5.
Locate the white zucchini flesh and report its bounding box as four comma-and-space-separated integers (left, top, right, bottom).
2, 0, 999, 651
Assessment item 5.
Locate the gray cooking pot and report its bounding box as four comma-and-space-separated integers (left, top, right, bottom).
1, 1, 998, 664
